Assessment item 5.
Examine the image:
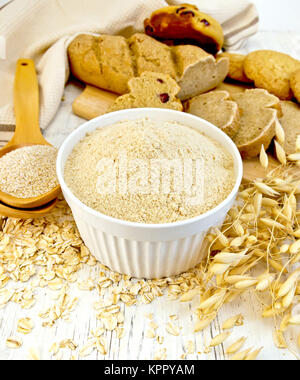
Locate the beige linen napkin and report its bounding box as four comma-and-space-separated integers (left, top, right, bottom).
0, 0, 259, 130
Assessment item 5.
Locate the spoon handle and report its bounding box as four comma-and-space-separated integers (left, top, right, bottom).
12, 59, 47, 146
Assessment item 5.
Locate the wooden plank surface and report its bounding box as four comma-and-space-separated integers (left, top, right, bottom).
0, 260, 298, 360
0, 3, 299, 359
0, 258, 297, 361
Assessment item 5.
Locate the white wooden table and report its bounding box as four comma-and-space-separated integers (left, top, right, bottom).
1, 1, 300, 360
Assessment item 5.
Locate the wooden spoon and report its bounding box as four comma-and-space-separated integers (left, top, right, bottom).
0, 59, 61, 209
0, 198, 58, 219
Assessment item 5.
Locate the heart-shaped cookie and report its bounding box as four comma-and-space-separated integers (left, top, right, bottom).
232, 89, 281, 158
185, 90, 239, 138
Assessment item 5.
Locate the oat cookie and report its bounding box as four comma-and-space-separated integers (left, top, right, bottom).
185, 91, 239, 138
108, 72, 183, 112
231, 89, 281, 158
244, 50, 300, 100
144, 4, 224, 55
290, 68, 300, 103
218, 52, 252, 83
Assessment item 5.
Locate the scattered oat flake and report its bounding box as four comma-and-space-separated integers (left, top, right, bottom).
91, 326, 105, 338
17, 317, 34, 334
184, 341, 195, 355
49, 342, 59, 355
146, 328, 156, 339
79, 341, 95, 357
78, 278, 95, 291
117, 327, 125, 339
102, 316, 118, 331
166, 322, 180, 336
48, 278, 64, 291
149, 321, 158, 330
96, 337, 107, 355
59, 339, 77, 351
129, 283, 141, 295
6, 336, 22, 349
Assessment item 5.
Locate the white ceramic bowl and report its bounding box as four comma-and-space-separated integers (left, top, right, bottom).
57, 108, 243, 279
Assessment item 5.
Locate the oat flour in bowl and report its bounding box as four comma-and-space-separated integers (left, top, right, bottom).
64, 118, 235, 224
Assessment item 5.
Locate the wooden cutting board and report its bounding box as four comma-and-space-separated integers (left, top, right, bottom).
72, 82, 253, 120
73, 85, 118, 120
72, 85, 286, 183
